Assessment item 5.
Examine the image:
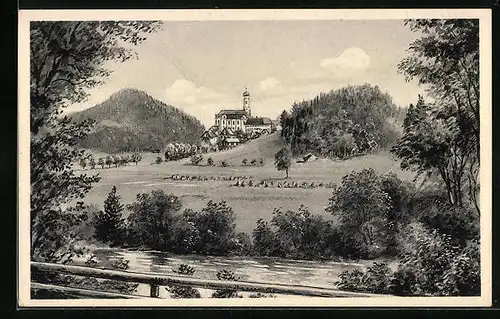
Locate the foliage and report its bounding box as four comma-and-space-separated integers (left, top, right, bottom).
165, 142, 201, 161
126, 190, 183, 251
186, 201, 238, 255
250, 158, 257, 166
220, 161, 229, 167
155, 156, 163, 164
326, 169, 392, 258
394, 19, 479, 213
252, 206, 340, 260
93, 186, 125, 246
190, 154, 203, 166
207, 157, 214, 166
167, 264, 201, 299
280, 84, 401, 158
242, 158, 248, 166
31, 202, 92, 263
337, 262, 393, 294
274, 147, 292, 178
212, 269, 241, 298
252, 218, 284, 257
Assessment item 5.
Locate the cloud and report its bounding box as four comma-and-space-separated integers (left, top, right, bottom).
165, 79, 225, 105
259, 77, 281, 91
320, 47, 371, 72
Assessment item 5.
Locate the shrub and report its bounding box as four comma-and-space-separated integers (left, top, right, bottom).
242, 158, 248, 166
207, 157, 214, 166
190, 154, 203, 166
250, 159, 257, 166
155, 156, 163, 164
390, 222, 477, 296
212, 269, 240, 298
220, 161, 229, 167
167, 264, 201, 298
337, 262, 393, 294
259, 158, 265, 166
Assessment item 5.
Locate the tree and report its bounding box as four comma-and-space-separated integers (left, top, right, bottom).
98, 157, 105, 169
326, 169, 392, 258
250, 158, 257, 166
127, 190, 183, 250
207, 157, 214, 166
79, 158, 87, 170
274, 147, 292, 178
395, 19, 479, 213
105, 155, 113, 168
89, 156, 96, 169
259, 158, 265, 166
94, 186, 125, 246
242, 158, 248, 166
155, 156, 163, 164
30, 21, 161, 261
131, 153, 142, 166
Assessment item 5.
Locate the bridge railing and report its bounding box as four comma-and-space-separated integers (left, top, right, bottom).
31, 261, 385, 299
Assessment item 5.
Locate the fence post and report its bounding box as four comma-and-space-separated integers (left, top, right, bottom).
150, 283, 160, 298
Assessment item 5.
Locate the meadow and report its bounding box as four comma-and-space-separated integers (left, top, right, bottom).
80, 133, 412, 234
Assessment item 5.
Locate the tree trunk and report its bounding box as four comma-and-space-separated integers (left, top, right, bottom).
286, 169, 289, 179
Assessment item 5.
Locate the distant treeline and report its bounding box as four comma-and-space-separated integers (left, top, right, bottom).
280, 84, 407, 158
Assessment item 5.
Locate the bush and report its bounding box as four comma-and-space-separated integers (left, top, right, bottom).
207, 157, 214, 166
155, 156, 163, 164
250, 159, 257, 166
167, 264, 201, 298
242, 158, 248, 166
337, 262, 392, 294
190, 154, 203, 166
220, 161, 229, 167
212, 269, 240, 298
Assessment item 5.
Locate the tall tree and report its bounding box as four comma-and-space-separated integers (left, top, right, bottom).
394, 19, 479, 213
30, 21, 161, 261
94, 186, 126, 246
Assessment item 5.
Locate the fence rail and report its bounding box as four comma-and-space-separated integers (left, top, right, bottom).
31, 261, 384, 299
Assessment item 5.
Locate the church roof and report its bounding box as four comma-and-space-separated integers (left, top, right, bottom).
217, 109, 248, 119
246, 117, 273, 126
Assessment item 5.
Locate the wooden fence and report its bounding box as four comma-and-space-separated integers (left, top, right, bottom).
31, 261, 384, 299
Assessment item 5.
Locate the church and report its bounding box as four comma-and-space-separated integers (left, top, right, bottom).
213, 88, 274, 134
201, 88, 275, 149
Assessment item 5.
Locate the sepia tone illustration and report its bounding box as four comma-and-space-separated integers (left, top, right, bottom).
24, 13, 485, 303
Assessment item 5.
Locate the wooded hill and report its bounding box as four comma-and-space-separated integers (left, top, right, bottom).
280, 84, 407, 157
71, 88, 205, 153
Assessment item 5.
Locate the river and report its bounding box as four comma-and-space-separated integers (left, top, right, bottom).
74, 248, 371, 298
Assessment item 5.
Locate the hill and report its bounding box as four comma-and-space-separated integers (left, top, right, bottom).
280, 84, 407, 157
72, 88, 205, 153
198, 132, 286, 165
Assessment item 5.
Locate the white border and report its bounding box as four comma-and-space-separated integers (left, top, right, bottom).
18, 9, 493, 308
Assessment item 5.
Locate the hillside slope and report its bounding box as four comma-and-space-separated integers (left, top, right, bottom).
72, 88, 205, 153
197, 132, 286, 165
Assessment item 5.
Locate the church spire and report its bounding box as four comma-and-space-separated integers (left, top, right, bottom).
242, 87, 251, 116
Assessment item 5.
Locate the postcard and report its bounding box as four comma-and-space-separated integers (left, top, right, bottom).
18, 8, 492, 307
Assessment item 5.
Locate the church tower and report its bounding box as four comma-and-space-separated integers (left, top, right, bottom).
243, 87, 251, 117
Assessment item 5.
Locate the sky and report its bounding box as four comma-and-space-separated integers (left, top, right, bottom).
67, 20, 427, 128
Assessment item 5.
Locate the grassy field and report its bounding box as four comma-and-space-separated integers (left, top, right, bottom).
79, 133, 413, 234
